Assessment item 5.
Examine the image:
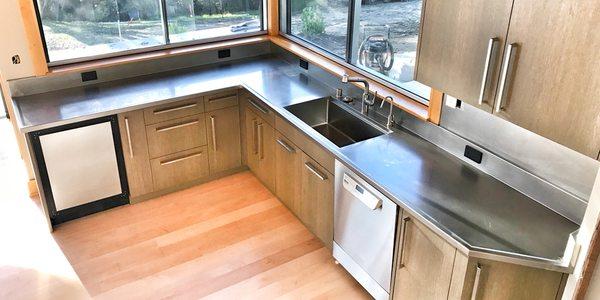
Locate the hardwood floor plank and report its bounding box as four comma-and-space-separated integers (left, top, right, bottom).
51, 171, 370, 299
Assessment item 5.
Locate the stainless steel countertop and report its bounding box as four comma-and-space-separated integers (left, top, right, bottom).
13, 56, 578, 272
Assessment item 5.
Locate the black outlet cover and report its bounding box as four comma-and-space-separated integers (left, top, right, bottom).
299, 59, 309, 70
218, 49, 231, 59
81, 71, 98, 82
464, 145, 483, 164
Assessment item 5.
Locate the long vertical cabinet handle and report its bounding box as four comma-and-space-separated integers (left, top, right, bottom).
478, 38, 499, 104
257, 123, 264, 160
210, 116, 217, 152
252, 119, 259, 155
496, 43, 518, 112
398, 216, 411, 269
124, 117, 134, 158
471, 264, 482, 300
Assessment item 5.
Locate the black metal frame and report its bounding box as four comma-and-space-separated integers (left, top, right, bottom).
29, 115, 130, 226
30, 0, 267, 65
281, 0, 429, 103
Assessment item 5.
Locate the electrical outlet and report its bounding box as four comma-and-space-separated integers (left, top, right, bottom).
81, 71, 98, 82
299, 59, 309, 70
464, 145, 483, 164
218, 49, 231, 59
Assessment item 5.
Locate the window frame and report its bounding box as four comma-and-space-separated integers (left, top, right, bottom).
279, 0, 428, 104
32, 0, 268, 66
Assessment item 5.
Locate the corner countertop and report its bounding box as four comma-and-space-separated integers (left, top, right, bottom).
12, 55, 579, 272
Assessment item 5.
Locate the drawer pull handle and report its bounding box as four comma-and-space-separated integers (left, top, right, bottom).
153, 103, 197, 115
155, 120, 199, 132
398, 216, 411, 269
208, 94, 237, 102
124, 117, 134, 158
276, 138, 296, 153
478, 37, 499, 105
471, 264, 482, 300
210, 116, 217, 152
248, 98, 269, 115
304, 162, 327, 181
160, 152, 203, 166
496, 43, 518, 112
257, 123, 264, 160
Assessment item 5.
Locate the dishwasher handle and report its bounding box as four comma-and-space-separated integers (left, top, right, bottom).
343, 173, 382, 210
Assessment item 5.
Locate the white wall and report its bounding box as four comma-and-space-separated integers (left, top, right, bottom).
563, 168, 600, 299
0, 0, 37, 80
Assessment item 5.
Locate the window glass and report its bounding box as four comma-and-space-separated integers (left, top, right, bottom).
37, 0, 165, 62
289, 0, 349, 58
351, 0, 429, 98
166, 0, 263, 43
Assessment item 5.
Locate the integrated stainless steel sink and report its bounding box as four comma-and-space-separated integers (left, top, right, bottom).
285, 98, 388, 147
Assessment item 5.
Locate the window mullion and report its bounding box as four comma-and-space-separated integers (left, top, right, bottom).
160, 0, 171, 44
347, 0, 361, 64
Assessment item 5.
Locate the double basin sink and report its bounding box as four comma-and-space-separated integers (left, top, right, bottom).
285, 97, 389, 148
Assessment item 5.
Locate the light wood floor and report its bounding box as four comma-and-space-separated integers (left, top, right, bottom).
52, 171, 371, 299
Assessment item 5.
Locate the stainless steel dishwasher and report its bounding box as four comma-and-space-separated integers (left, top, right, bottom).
333, 160, 398, 300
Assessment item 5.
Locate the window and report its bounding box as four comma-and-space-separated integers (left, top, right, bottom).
283, 0, 430, 101
34, 0, 265, 64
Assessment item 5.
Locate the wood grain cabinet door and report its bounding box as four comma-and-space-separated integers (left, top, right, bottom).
244, 108, 260, 172
274, 132, 302, 215
206, 106, 241, 174
118, 110, 153, 198
416, 0, 513, 111
393, 211, 456, 299
300, 153, 334, 248
244, 107, 276, 193
492, 0, 600, 158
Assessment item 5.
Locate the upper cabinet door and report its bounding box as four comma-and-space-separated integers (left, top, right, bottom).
416, 0, 514, 111
493, 0, 600, 158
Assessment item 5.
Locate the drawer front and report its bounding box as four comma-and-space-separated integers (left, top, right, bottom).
151, 146, 209, 191
204, 90, 239, 112
242, 93, 275, 127
144, 98, 204, 124
146, 115, 207, 158
275, 115, 335, 174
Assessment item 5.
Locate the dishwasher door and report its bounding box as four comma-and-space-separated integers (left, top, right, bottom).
333, 160, 397, 300
31, 115, 129, 225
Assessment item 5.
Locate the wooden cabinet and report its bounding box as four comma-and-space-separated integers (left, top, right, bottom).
299, 153, 334, 248
150, 147, 209, 191
448, 255, 565, 300
390, 211, 566, 300
206, 106, 241, 174
417, 0, 513, 111
393, 211, 457, 299
493, 0, 600, 157
244, 107, 276, 192
274, 132, 302, 213
117, 110, 153, 198
145, 115, 207, 159
417, 0, 600, 157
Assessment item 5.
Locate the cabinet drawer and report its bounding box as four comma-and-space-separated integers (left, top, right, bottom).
242, 93, 275, 127
146, 115, 207, 158
144, 98, 204, 124
204, 90, 238, 112
151, 146, 209, 191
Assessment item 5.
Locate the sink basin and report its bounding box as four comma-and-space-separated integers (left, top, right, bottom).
285, 98, 388, 147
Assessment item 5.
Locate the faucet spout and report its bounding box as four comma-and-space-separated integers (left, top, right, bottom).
341, 74, 375, 114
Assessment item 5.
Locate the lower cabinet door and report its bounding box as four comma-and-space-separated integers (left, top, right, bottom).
300, 153, 334, 248
394, 211, 456, 299
118, 110, 153, 198
206, 106, 241, 174
274, 132, 302, 215
150, 146, 209, 191
245, 107, 276, 193
244, 108, 260, 172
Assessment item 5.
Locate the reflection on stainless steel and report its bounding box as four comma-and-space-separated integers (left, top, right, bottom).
285, 97, 387, 147
438, 102, 599, 220
13, 55, 582, 272
334, 162, 397, 299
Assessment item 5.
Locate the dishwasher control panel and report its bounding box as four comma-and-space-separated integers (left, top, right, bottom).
343, 173, 382, 210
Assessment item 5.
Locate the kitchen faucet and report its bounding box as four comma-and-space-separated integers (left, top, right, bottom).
380, 96, 395, 130
341, 74, 376, 114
